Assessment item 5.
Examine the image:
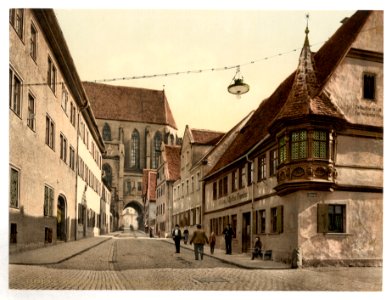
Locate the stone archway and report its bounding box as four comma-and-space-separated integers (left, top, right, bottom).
57, 195, 67, 241
122, 201, 144, 231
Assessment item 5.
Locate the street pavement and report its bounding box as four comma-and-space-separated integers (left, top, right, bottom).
9, 231, 289, 269
7, 231, 383, 292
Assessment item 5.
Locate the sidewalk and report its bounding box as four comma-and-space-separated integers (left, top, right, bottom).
163, 238, 290, 269
9, 235, 112, 265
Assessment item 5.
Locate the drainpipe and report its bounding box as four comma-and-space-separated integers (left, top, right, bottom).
246, 153, 254, 253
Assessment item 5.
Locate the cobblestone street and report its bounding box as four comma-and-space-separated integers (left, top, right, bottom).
7, 234, 382, 291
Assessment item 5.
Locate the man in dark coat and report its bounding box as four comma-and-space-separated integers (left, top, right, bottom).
223, 224, 234, 254
172, 224, 182, 253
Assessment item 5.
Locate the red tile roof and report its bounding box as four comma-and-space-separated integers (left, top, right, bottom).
207, 10, 372, 177
164, 145, 181, 181
83, 82, 177, 129
143, 169, 157, 201
189, 128, 225, 145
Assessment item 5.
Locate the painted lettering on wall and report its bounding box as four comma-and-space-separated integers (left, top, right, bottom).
355, 105, 382, 118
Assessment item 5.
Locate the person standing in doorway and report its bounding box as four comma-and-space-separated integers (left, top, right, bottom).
208, 232, 216, 254
190, 224, 209, 260
223, 224, 234, 254
172, 224, 182, 253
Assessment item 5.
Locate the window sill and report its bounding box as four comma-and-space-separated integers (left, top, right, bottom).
320, 232, 352, 238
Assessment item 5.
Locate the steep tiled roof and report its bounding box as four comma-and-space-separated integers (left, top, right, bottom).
274, 25, 344, 122
207, 10, 372, 177
189, 128, 225, 145
83, 82, 177, 129
164, 145, 181, 181
143, 169, 157, 201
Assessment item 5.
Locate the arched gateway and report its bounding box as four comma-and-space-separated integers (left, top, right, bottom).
120, 200, 144, 231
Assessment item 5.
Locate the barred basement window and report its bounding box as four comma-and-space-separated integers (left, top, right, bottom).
291, 130, 307, 160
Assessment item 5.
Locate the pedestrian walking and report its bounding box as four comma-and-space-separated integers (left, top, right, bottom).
208, 232, 216, 254
172, 224, 182, 253
251, 236, 263, 260
189, 224, 209, 260
183, 227, 189, 245
223, 224, 234, 254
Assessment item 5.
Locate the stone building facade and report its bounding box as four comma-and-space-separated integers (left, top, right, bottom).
156, 144, 181, 237
83, 82, 179, 230
203, 10, 383, 267
172, 127, 224, 234
9, 9, 108, 251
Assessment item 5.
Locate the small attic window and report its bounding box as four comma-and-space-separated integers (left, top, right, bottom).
363, 73, 376, 100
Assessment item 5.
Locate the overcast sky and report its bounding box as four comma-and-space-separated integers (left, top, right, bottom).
53, 8, 357, 135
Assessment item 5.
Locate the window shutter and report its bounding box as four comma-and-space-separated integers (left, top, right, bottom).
277, 205, 283, 233
317, 204, 329, 233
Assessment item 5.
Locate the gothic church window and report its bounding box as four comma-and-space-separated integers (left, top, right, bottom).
102, 123, 111, 141
130, 129, 140, 169
102, 164, 112, 187
152, 132, 162, 169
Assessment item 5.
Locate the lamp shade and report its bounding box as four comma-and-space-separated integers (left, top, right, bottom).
227, 78, 250, 96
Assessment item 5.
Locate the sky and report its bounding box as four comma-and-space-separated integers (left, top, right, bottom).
53, 8, 356, 135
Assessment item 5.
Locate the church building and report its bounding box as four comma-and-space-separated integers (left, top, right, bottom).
83, 82, 179, 230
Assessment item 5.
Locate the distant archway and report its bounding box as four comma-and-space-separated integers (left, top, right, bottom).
122, 201, 144, 230
57, 195, 67, 241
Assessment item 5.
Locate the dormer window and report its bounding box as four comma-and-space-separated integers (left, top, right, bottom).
363, 73, 376, 100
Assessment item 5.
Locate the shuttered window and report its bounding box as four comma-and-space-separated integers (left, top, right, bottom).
317, 204, 346, 233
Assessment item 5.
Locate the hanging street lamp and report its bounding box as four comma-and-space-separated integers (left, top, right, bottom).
227, 66, 250, 98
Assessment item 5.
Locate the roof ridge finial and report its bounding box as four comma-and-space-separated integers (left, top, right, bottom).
303, 13, 310, 47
